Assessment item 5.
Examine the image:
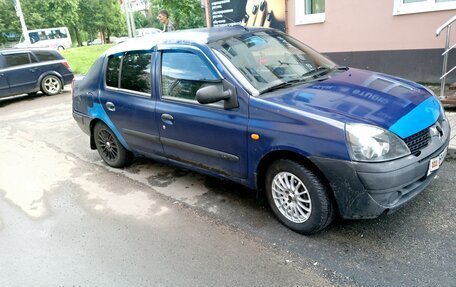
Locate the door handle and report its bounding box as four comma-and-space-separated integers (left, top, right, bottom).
0, 73, 4, 78
29, 68, 38, 72
105, 101, 116, 112
161, 113, 174, 124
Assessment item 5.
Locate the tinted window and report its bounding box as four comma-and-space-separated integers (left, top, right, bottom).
120, 52, 152, 94
34, 51, 59, 62
161, 51, 218, 100
4, 53, 32, 67
29, 32, 41, 44
106, 55, 122, 88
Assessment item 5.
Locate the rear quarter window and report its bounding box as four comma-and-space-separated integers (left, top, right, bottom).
33, 51, 60, 62
106, 55, 122, 88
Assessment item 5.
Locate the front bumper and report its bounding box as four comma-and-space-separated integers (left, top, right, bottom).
311, 119, 451, 219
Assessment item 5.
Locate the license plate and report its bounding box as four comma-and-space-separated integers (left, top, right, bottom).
427, 147, 447, 176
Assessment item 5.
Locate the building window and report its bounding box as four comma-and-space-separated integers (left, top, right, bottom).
393, 0, 456, 15
295, 0, 325, 25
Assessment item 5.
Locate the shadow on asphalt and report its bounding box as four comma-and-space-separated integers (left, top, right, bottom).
0, 92, 46, 108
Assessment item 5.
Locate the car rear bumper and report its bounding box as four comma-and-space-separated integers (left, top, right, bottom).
62, 73, 74, 85
73, 111, 92, 136
310, 119, 451, 219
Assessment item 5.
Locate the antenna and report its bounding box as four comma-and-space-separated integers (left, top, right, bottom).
219, 14, 249, 32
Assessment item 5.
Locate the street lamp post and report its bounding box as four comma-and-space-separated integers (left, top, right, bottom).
123, 0, 136, 38
123, 0, 133, 38
13, 0, 31, 46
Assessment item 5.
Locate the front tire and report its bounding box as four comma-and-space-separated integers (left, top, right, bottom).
265, 159, 334, 234
41, 75, 62, 96
94, 122, 133, 168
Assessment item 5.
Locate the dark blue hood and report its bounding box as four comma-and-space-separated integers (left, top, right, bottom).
259, 68, 441, 138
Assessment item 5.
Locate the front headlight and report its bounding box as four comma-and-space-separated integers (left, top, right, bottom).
346, 123, 410, 162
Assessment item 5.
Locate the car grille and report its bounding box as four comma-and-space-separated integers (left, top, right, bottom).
404, 128, 430, 155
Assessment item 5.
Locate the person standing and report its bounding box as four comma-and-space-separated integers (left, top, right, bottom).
157, 10, 175, 32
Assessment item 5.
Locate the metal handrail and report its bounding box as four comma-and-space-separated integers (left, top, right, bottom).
436, 15, 456, 36
436, 15, 456, 99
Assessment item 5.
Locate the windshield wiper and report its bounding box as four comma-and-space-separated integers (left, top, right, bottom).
335, 66, 349, 71
301, 66, 331, 79
259, 79, 305, 94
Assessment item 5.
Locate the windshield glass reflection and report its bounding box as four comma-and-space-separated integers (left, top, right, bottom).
210, 30, 336, 94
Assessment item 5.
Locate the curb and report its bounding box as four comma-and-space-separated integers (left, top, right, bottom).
444, 110, 455, 160
446, 146, 456, 160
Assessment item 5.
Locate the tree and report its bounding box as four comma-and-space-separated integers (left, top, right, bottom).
151, 0, 205, 30
79, 0, 126, 43
21, 0, 82, 45
134, 11, 151, 29
19, 0, 78, 29
0, 0, 20, 45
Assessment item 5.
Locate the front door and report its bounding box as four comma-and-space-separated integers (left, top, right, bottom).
3, 52, 39, 95
0, 65, 10, 97
155, 47, 248, 179
99, 50, 163, 158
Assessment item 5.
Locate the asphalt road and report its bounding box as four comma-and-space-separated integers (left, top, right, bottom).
0, 90, 455, 286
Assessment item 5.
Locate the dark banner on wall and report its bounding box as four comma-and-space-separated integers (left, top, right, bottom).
209, 0, 286, 32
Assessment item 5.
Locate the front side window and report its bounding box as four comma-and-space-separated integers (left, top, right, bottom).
120, 52, 152, 94
393, 0, 456, 15
161, 50, 218, 101
210, 30, 335, 94
295, 0, 325, 25
4, 53, 32, 67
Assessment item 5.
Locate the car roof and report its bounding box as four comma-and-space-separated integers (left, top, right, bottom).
105, 26, 271, 56
0, 48, 58, 54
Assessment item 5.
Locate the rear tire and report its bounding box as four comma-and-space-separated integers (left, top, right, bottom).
94, 122, 133, 168
265, 159, 334, 234
41, 75, 62, 96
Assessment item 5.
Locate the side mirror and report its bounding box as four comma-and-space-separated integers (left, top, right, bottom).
196, 80, 238, 109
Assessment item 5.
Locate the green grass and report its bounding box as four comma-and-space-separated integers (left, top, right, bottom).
60, 44, 113, 75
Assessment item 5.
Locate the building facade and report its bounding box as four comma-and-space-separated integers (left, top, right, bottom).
205, 0, 456, 84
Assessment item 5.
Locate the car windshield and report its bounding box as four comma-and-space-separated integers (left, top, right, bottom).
209, 30, 336, 94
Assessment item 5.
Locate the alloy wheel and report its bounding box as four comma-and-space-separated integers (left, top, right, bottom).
97, 128, 119, 162
271, 172, 312, 223
43, 77, 61, 94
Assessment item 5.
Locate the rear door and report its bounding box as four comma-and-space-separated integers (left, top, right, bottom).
155, 46, 249, 179
2, 52, 39, 95
98, 50, 164, 158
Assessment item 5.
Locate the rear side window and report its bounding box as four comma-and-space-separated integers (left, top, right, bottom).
106, 55, 122, 88
120, 52, 152, 94
34, 51, 59, 62
4, 53, 32, 67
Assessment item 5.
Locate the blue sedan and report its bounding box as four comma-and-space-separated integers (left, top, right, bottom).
72, 27, 450, 234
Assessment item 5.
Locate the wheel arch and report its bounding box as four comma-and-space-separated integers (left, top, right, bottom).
89, 118, 103, 150
38, 72, 64, 90
88, 117, 131, 152
255, 150, 337, 208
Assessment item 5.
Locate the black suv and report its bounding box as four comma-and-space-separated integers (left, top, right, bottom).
0, 48, 74, 98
